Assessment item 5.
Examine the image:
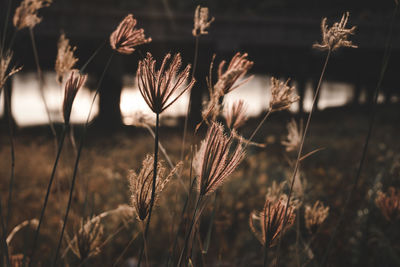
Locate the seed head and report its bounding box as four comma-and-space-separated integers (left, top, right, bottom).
304, 201, 329, 234
137, 52, 195, 114
375, 187, 400, 222
55, 33, 78, 84
70, 217, 103, 261
13, 0, 52, 30
192, 5, 215, 37
63, 70, 87, 124
128, 155, 181, 221
249, 196, 296, 248
0, 51, 22, 90
225, 100, 248, 130
110, 14, 152, 55
282, 119, 303, 152
194, 122, 244, 196
313, 12, 357, 52
269, 77, 299, 112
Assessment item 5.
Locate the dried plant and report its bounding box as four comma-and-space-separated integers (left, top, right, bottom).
55, 33, 78, 84
13, 0, 52, 30
62, 70, 87, 124
249, 196, 296, 248
0, 51, 22, 90
128, 155, 181, 221
269, 77, 299, 112
282, 119, 303, 152
69, 217, 103, 261
225, 100, 248, 130
6, 219, 39, 245
192, 5, 215, 37
375, 187, 400, 222
137, 52, 195, 114
266, 182, 300, 209
304, 201, 329, 234
194, 122, 244, 196
313, 12, 357, 51
110, 14, 152, 55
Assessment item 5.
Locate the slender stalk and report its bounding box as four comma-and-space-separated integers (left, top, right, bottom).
179, 36, 199, 166
52, 53, 114, 267
29, 125, 68, 266
177, 194, 203, 267
244, 109, 272, 150
112, 231, 140, 267
0, 199, 11, 267
29, 28, 57, 144
263, 242, 268, 267
321, 5, 399, 266
137, 113, 160, 267
276, 50, 331, 263
4, 84, 15, 233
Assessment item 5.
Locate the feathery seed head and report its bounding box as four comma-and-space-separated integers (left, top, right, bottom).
192, 5, 215, 37
128, 155, 181, 221
63, 70, 87, 124
137, 52, 195, 114
249, 196, 296, 248
194, 122, 244, 196
269, 77, 299, 112
313, 12, 357, 52
282, 119, 303, 152
0, 51, 22, 90
13, 0, 52, 30
375, 187, 400, 222
304, 201, 329, 234
71, 217, 103, 261
110, 14, 152, 55
225, 100, 248, 130
55, 33, 78, 84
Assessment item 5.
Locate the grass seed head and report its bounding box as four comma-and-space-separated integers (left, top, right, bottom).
63, 70, 87, 124
282, 119, 302, 152
192, 5, 215, 37
13, 0, 52, 30
0, 51, 22, 90
225, 100, 248, 130
304, 200, 329, 234
269, 77, 299, 112
55, 33, 78, 84
375, 187, 400, 222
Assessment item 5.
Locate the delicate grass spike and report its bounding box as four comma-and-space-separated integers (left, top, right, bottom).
313, 12, 357, 51
55, 33, 78, 84
225, 100, 248, 130
375, 187, 400, 222
13, 0, 52, 30
304, 201, 329, 234
6, 219, 38, 245
194, 122, 244, 196
0, 51, 22, 90
62, 70, 87, 124
128, 155, 181, 221
110, 14, 152, 55
269, 77, 299, 112
282, 119, 303, 152
192, 5, 215, 37
137, 52, 195, 114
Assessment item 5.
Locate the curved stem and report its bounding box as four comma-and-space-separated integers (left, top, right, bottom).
137, 113, 160, 267
244, 109, 272, 150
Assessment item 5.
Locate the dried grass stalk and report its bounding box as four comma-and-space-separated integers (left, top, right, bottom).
55, 33, 78, 84
192, 5, 215, 37
137, 52, 195, 114
304, 201, 329, 234
110, 14, 152, 55
282, 119, 303, 152
13, 0, 52, 30
0, 51, 22, 90
269, 77, 299, 112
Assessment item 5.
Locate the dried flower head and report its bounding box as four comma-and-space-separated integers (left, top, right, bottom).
269, 77, 299, 112
249, 196, 296, 248
192, 5, 215, 37
110, 14, 152, 55
13, 0, 52, 30
265, 182, 300, 209
70, 217, 103, 261
63, 70, 87, 124
313, 12, 357, 51
55, 33, 78, 84
0, 51, 22, 90
194, 122, 244, 196
128, 155, 181, 221
375, 187, 400, 222
137, 52, 195, 114
304, 201, 329, 234
225, 100, 248, 130
282, 119, 303, 152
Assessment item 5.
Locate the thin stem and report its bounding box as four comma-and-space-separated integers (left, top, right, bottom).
28, 125, 68, 266
29, 28, 57, 144
276, 50, 331, 264
52, 52, 114, 267
0, 198, 11, 267
137, 113, 160, 267
321, 5, 399, 266
112, 231, 140, 267
244, 109, 272, 150
263, 242, 268, 267
4, 84, 14, 233
1, 0, 13, 56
